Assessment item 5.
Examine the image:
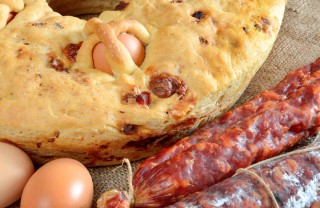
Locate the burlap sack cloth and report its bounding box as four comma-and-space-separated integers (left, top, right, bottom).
9, 0, 320, 207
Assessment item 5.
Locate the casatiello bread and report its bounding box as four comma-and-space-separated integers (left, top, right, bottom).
0, 0, 286, 166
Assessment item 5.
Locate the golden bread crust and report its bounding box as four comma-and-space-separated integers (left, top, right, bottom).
0, 0, 286, 166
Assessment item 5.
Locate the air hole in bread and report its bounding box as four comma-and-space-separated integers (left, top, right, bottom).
122, 135, 165, 149
170, 0, 183, 3
191, 10, 205, 20
122, 124, 138, 135
199, 37, 209, 45
114, 1, 129, 11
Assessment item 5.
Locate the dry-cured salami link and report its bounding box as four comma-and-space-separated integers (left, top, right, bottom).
167, 134, 320, 208
133, 58, 320, 207
134, 58, 320, 185
167, 172, 276, 208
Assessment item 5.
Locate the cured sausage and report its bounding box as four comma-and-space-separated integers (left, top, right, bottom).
167, 133, 320, 208
132, 58, 320, 207
98, 58, 320, 208
134, 57, 320, 184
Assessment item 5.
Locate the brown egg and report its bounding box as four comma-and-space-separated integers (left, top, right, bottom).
0, 142, 34, 207
117, 33, 145, 66
20, 158, 93, 208
92, 42, 113, 74
93, 33, 145, 74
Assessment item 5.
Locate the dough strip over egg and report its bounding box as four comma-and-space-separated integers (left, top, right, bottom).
77, 18, 150, 76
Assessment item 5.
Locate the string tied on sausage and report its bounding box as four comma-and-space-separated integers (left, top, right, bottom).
123, 158, 134, 206
235, 134, 320, 208
236, 169, 280, 208
97, 158, 134, 208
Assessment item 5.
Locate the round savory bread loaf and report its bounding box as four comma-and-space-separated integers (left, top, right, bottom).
0, 0, 286, 166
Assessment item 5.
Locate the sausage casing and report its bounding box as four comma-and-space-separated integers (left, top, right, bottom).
133, 58, 320, 207
168, 134, 320, 208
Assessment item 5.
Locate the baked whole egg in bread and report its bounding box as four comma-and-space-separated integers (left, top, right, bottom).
0, 0, 286, 166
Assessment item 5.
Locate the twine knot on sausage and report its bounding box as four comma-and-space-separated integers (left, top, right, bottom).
77, 18, 150, 77
235, 134, 320, 208
97, 158, 134, 208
